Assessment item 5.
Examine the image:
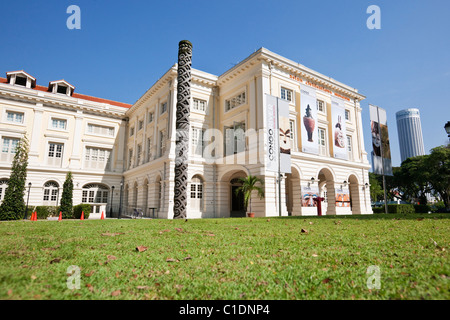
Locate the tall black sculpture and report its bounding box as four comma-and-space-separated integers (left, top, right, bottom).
173, 40, 192, 219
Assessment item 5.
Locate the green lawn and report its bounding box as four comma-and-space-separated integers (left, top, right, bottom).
0, 213, 448, 300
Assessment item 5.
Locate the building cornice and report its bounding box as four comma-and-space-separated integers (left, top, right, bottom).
217, 48, 366, 102
127, 64, 218, 117
0, 83, 127, 119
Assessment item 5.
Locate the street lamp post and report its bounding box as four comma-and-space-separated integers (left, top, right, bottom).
23, 182, 32, 220
109, 186, 115, 218
445, 121, 450, 140
118, 181, 123, 219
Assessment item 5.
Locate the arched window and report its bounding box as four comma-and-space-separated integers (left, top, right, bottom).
0, 179, 8, 202
43, 181, 59, 204
190, 175, 204, 211
82, 184, 109, 203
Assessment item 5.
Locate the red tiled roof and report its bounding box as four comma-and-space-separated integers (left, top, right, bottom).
0, 77, 131, 108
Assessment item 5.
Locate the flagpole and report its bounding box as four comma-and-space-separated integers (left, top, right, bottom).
277, 98, 282, 217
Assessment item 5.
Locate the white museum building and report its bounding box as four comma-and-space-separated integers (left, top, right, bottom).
0, 48, 373, 219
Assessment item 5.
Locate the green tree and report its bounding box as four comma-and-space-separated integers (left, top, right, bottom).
60, 171, 74, 219
369, 172, 383, 202
0, 136, 29, 220
235, 175, 265, 214
394, 156, 430, 204
425, 146, 450, 210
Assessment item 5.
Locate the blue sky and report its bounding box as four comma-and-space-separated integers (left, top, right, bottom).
1, 0, 449, 167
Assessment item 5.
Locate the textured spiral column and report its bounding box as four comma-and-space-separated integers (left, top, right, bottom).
173, 40, 192, 219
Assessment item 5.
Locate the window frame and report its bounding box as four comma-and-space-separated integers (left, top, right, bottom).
280, 87, 294, 103
224, 90, 247, 113
318, 127, 328, 156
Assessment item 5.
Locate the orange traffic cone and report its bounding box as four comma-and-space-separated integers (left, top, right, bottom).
58, 211, 62, 221
80, 211, 84, 220
32, 212, 36, 221
100, 211, 104, 220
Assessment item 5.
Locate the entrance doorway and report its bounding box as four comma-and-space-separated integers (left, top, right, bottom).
230, 178, 245, 217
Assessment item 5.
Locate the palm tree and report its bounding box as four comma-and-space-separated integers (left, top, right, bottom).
235, 175, 265, 214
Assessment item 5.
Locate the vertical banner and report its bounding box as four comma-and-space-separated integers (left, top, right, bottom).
278, 98, 291, 174
331, 97, 348, 160
300, 84, 319, 154
369, 105, 393, 176
265, 95, 291, 173
335, 187, 350, 207
301, 185, 319, 207
265, 95, 279, 172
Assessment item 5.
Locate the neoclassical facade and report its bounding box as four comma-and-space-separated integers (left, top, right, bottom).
0, 48, 373, 219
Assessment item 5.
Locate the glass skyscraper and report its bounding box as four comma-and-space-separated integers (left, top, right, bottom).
396, 108, 425, 163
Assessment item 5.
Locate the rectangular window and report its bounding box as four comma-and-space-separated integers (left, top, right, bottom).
148, 112, 154, 123
57, 86, 68, 95
1, 137, 19, 155
190, 184, 197, 199
51, 118, 67, 130
138, 120, 143, 131
281, 87, 293, 102
130, 127, 134, 137
318, 128, 327, 156
193, 99, 206, 112
160, 102, 167, 114
345, 109, 350, 121
224, 122, 246, 155
87, 123, 115, 136
191, 128, 205, 156
225, 91, 246, 112
85, 147, 111, 170
6, 111, 24, 124
317, 100, 326, 113
15, 76, 27, 87
147, 137, 152, 162
128, 149, 133, 169
159, 131, 165, 157
347, 135, 353, 161
289, 120, 295, 150
137, 144, 142, 165
47, 143, 64, 167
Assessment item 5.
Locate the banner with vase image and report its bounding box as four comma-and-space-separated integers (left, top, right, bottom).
331, 96, 348, 160
300, 84, 319, 154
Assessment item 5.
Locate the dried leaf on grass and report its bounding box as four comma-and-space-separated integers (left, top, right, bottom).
136, 246, 148, 253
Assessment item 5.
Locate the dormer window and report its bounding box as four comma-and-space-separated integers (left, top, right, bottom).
15, 76, 27, 87
48, 80, 75, 97
57, 85, 68, 95
6, 70, 36, 89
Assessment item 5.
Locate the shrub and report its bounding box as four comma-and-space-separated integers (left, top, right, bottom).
60, 172, 73, 219
35, 206, 59, 219
73, 204, 91, 219
414, 204, 431, 213
431, 201, 447, 213
387, 204, 415, 214
372, 207, 384, 214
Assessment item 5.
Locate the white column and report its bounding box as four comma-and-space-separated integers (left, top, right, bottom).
69, 110, 84, 169
29, 104, 44, 164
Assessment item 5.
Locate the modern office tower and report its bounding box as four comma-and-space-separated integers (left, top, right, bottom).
396, 108, 425, 163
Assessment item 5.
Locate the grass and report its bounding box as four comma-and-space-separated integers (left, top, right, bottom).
0, 213, 448, 300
